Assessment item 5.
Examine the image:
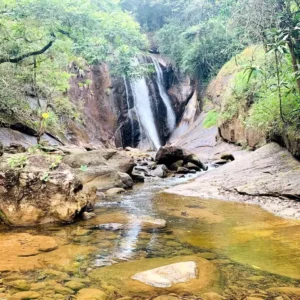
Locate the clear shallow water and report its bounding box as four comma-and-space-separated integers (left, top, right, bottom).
1, 174, 300, 299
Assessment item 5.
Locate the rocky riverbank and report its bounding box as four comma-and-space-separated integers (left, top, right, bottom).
0, 142, 208, 226
166, 143, 300, 219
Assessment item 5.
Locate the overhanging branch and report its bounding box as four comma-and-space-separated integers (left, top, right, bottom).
0, 39, 55, 64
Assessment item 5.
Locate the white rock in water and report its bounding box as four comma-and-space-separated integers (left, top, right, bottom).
137, 216, 167, 230
131, 261, 197, 288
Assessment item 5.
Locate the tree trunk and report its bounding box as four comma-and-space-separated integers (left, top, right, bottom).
287, 41, 300, 92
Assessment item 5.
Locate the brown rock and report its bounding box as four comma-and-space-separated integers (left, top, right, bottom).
153, 296, 178, 300
0, 234, 58, 272
155, 146, 185, 167
267, 287, 300, 296
0, 154, 96, 226
76, 288, 107, 300
201, 292, 224, 300
169, 160, 184, 171
8, 291, 41, 300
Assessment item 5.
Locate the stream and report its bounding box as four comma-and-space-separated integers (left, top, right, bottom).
0, 174, 300, 299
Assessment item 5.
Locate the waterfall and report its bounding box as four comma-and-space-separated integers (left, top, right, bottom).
151, 57, 176, 131
130, 77, 161, 150
123, 77, 135, 147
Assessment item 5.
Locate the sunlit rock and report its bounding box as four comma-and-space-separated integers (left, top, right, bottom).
76, 288, 107, 300
131, 261, 197, 288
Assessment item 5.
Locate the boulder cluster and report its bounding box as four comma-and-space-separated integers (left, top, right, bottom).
0, 143, 206, 226
131, 146, 207, 182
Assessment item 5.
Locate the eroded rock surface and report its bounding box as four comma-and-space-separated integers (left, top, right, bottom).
167, 143, 300, 219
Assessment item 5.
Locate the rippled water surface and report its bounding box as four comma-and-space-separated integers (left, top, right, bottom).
1, 174, 300, 299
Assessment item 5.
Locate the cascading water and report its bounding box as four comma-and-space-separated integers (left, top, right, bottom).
151, 57, 176, 131
123, 78, 134, 146
130, 76, 161, 150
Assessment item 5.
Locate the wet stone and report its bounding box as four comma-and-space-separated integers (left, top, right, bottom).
8, 291, 41, 300
72, 229, 93, 237
76, 288, 107, 300
153, 296, 179, 300
5, 280, 31, 291
132, 261, 197, 288
53, 284, 74, 295
92, 223, 124, 231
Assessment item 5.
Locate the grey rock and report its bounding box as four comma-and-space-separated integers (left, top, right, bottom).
151, 165, 168, 178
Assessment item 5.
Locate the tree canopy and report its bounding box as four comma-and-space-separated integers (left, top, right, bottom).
0, 0, 147, 137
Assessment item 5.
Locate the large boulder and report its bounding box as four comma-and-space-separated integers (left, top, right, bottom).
0, 154, 96, 226
63, 149, 134, 173
63, 150, 134, 191
155, 146, 185, 167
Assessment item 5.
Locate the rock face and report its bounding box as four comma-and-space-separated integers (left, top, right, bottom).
132, 261, 197, 288
115, 56, 194, 149
0, 154, 96, 226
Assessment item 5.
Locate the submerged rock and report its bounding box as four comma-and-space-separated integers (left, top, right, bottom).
105, 188, 126, 196
92, 223, 124, 231
267, 287, 300, 296
131, 261, 197, 288
153, 296, 179, 300
0, 233, 58, 272
8, 291, 41, 300
201, 292, 225, 300
76, 288, 107, 300
138, 216, 167, 231
64, 280, 86, 291
89, 255, 218, 297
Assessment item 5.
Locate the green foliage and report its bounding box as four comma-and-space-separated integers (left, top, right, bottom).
49, 156, 63, 170
217, 44, 300, 138
8, 154, 28, 169
80, 165, 88, 172
40, 172, 50, 182
0, 0, 147, 137
153, 0, 243, 81
203, 110, 219, 128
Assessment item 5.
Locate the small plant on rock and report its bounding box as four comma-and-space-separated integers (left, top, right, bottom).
8, 154, 28, 169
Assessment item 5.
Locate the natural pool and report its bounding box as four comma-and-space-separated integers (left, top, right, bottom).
0, 175, 300, 299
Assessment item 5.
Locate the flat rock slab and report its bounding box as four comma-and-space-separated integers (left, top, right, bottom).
131, 261, 197, 288
167, 143, 300, 219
